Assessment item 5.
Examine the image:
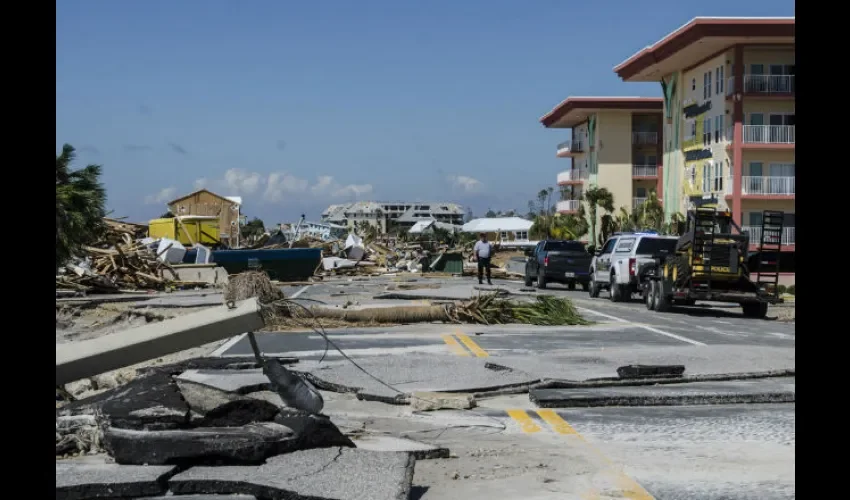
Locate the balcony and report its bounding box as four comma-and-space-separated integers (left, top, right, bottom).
632, 197, 648, 210
726, 75, 795, 97
556, 140, 584, 157
724, 176, 795, 197
556, 200, 581, 214
632, 131, 658, 146
632, 165, 658, 178
742, 226, 796, 247
743, 125, 795, 145
557, 169, 589, 185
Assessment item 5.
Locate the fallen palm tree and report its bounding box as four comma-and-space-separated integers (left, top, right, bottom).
226, 271, 590, 326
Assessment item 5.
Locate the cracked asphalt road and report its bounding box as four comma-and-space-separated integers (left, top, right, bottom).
217, 276, 795, 499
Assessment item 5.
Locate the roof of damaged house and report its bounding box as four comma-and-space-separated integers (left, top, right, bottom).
613, 17, 795, 82
166, 188, 236, 206
343, 201, 383, 214
408, 219, 462, 234
462, 217, 533, 233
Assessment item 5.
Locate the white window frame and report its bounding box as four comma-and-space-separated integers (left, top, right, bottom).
703, 116, 712, 146
515, 231, 528, 241
702, 161, 712, 193
687, 166, 697, 187
684, 119, 695, 140
712, 162, 723, 192
707, 70, 712, 98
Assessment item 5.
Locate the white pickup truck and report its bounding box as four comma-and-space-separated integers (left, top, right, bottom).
588, 232, 679, 302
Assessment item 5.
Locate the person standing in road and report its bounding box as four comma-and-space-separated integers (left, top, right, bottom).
473, 232, 493, 285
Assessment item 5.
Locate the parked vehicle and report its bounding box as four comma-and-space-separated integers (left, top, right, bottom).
588, 232, 679, 301
524, 240, 593, 290
640, 208, 785, 318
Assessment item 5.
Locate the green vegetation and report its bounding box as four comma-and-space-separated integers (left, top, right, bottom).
56, 144, 107, 270
456, 294, 591, 326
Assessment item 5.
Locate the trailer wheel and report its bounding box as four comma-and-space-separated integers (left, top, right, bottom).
645, 281, 657, 310
742, 302, 768, 319
654, 283, 672, 312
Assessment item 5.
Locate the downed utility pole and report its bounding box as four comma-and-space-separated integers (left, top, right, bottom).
55, 298, 265, 386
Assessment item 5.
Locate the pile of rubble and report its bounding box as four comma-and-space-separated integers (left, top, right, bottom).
57, 218, 213, 294
56, 357, 421, 499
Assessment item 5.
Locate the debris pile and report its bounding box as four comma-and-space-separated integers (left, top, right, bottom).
56, 218, 213, 293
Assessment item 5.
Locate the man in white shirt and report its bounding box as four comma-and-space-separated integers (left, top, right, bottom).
473, 232, 493, 285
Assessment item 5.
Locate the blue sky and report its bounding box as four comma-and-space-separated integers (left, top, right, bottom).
56, 0, 794, 224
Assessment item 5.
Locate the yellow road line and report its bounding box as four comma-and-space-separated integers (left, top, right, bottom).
441, 334, 470, 356
507, 409, 542, 433
536, 409, 578, 435
455, 332, 489, 357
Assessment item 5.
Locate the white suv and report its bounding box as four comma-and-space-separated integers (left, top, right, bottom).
588, 232, 679, 301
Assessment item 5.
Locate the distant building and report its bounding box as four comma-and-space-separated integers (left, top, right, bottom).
166, 189, 242, 246
462, 217, 533, 242
321, 201, 465, 234
408, 219, 463, 235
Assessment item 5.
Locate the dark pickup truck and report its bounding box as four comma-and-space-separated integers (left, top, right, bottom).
524, 240, 593, 290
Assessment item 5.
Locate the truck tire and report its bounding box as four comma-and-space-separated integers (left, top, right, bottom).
537, 270, 548, 289
524, 271, 533, 287
742, 302, 768, 319
582, 282, 590, 292
645, 281, 657, 310
568, 282, 576, 291
654, 283, 672, 312
589, 276, 600, 298
609, 275, 622, 302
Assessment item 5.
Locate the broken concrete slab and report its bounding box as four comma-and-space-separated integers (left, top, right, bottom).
175, 368, 270, 394
616, 364, 685, 379
197, 399, 281, 427
56, 459, 176, 500
273, 408, 355, 449
175, 379, 245, 414
530, 377, 796, 408
169, 447, 415, 500
410, 391, 476, 411
294, 354, 537, 400
103, 422, 296, 465
99, 372, 190, 430
352, 435, 450, 460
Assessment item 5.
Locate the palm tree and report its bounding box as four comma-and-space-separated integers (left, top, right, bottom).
583, 186, 614, 247
546, 187, 554, 215
56, 144, 107, 270
536, 189, 548, 216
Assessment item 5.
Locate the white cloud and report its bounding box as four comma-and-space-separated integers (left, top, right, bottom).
333, 183, 373, 198
195, 170, 372, 204
144, 186, 177, 205
447, 174, 482, 193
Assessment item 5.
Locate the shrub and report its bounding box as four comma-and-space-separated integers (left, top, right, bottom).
786, 285, 795, 295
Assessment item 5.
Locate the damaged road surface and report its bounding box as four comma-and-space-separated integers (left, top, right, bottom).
57, 276, 794, 499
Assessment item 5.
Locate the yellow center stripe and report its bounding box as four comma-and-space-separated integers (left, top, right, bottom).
536, 409, 578, 435
455, 332, 489, 357
441, 334, 470, 356
507, 409, 542, 433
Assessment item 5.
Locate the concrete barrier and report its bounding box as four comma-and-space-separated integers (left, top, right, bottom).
57, 298, 265, 385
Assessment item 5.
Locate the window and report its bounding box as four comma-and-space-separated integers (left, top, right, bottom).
715, 68, 720, 94
687, 166, 697, 187
707, 71, 712, 98
692, 78, 696, 91
500, 232, 508, 240
544, 241, 587, 253
769, 163, 795, 177
714, 116, 721, 143
703, 117, 712, 146
684, 119, 696, 140
636, 187, 647, 198
600, 238, 617, 254
712, 162, 723, 192
717, 66, 724, 94
748, 212, 763, 227
636, 238, 677, 256
702, 161, 712, 192
748, 161, 764, 177
615, 238, 636, 253
515, 231, 528, 241
703, 72, 709, 99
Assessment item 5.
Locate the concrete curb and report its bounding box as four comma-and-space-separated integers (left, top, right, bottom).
530, 391, 795, 408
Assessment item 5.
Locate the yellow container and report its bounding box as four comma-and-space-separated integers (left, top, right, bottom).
148, 217, 221, 246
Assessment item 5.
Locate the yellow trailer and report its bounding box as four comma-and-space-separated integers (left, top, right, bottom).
148, 216, 221, 246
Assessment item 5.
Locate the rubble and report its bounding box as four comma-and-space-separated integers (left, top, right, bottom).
56, 218, 214, 293
56, 459, 177, 500
410, 391, 477, 411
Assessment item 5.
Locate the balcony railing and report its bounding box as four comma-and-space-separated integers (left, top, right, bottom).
743, 125, 795, 144
632, 197, 648, 209
632, 165, 658, 177
557, 169, 589, 184
726, 75, 796, 96
632, 131, 658, 145
742, 226, 796, 246
724, 176, 796, 196
556, 200, 581, 213
556, 140, 584, 155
